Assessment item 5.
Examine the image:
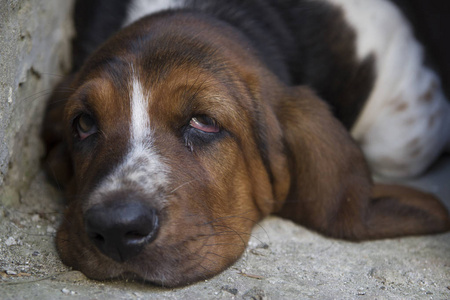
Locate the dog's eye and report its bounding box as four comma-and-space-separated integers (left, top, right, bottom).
184, 115, 223, 151
189, 116, 220, 133
76, 114, 97, 140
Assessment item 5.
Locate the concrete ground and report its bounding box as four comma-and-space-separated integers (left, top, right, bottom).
1, 156, 449, 299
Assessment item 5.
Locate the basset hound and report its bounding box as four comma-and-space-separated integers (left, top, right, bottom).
42, 0, 450, 287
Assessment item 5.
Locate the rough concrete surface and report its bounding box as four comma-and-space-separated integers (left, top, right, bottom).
0, 0, 73, 205
1, 156, 449, 299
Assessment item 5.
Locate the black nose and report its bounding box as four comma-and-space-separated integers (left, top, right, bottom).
84, 200, 159, 262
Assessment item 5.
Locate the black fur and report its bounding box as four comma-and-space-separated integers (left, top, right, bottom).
73, 0, 133, 71
390, 0, 450, 100
72, 0, 447, 126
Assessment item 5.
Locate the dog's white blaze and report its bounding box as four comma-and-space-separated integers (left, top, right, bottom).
130, 76, 151, 143
325, 0, 450, 177
88, 73, 168, 205
124, 0, 185, 27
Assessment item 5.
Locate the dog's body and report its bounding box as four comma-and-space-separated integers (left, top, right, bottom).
43, 0, 450, 287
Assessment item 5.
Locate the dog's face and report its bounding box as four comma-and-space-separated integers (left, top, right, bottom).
55, 15, 290, 286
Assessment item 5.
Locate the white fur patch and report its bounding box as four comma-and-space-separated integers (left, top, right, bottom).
325, 0, 450, 177
123, 0, 186, 27
88, 69, 168, 205
91, 144, 169, 202
130, 73, 151, 143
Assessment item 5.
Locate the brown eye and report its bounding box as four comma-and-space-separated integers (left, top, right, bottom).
76, 114, 97, 140
189, 116, 220, 133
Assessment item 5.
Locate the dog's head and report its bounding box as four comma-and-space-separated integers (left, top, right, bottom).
51, 13, 295, 286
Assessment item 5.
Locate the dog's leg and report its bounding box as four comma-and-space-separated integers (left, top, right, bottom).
327, 0, 450, 178
353, 80, 450, 179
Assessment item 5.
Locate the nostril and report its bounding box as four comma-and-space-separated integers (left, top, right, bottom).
84, 200, 159, 262
123, 213, 159, 246
88, 232, 105, 243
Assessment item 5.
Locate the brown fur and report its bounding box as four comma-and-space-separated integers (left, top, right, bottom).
42, 12, 450, 287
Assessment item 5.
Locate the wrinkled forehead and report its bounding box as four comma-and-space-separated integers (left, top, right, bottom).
68, 52, 251, 140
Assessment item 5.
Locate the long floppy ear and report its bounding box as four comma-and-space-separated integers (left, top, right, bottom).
41, 75, 75, 189
272, 85, 449, 240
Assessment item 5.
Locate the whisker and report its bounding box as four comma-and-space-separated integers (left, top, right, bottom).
210, 223, 246, 247
199, 211, 271, 243
16, 87, 74, 105
203, 251, 230, 260
169, 179, 198, 194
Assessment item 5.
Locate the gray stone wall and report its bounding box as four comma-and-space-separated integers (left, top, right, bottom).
0, 0, 74, 205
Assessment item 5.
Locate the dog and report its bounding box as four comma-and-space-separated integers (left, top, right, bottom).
42, 0, 450, 287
